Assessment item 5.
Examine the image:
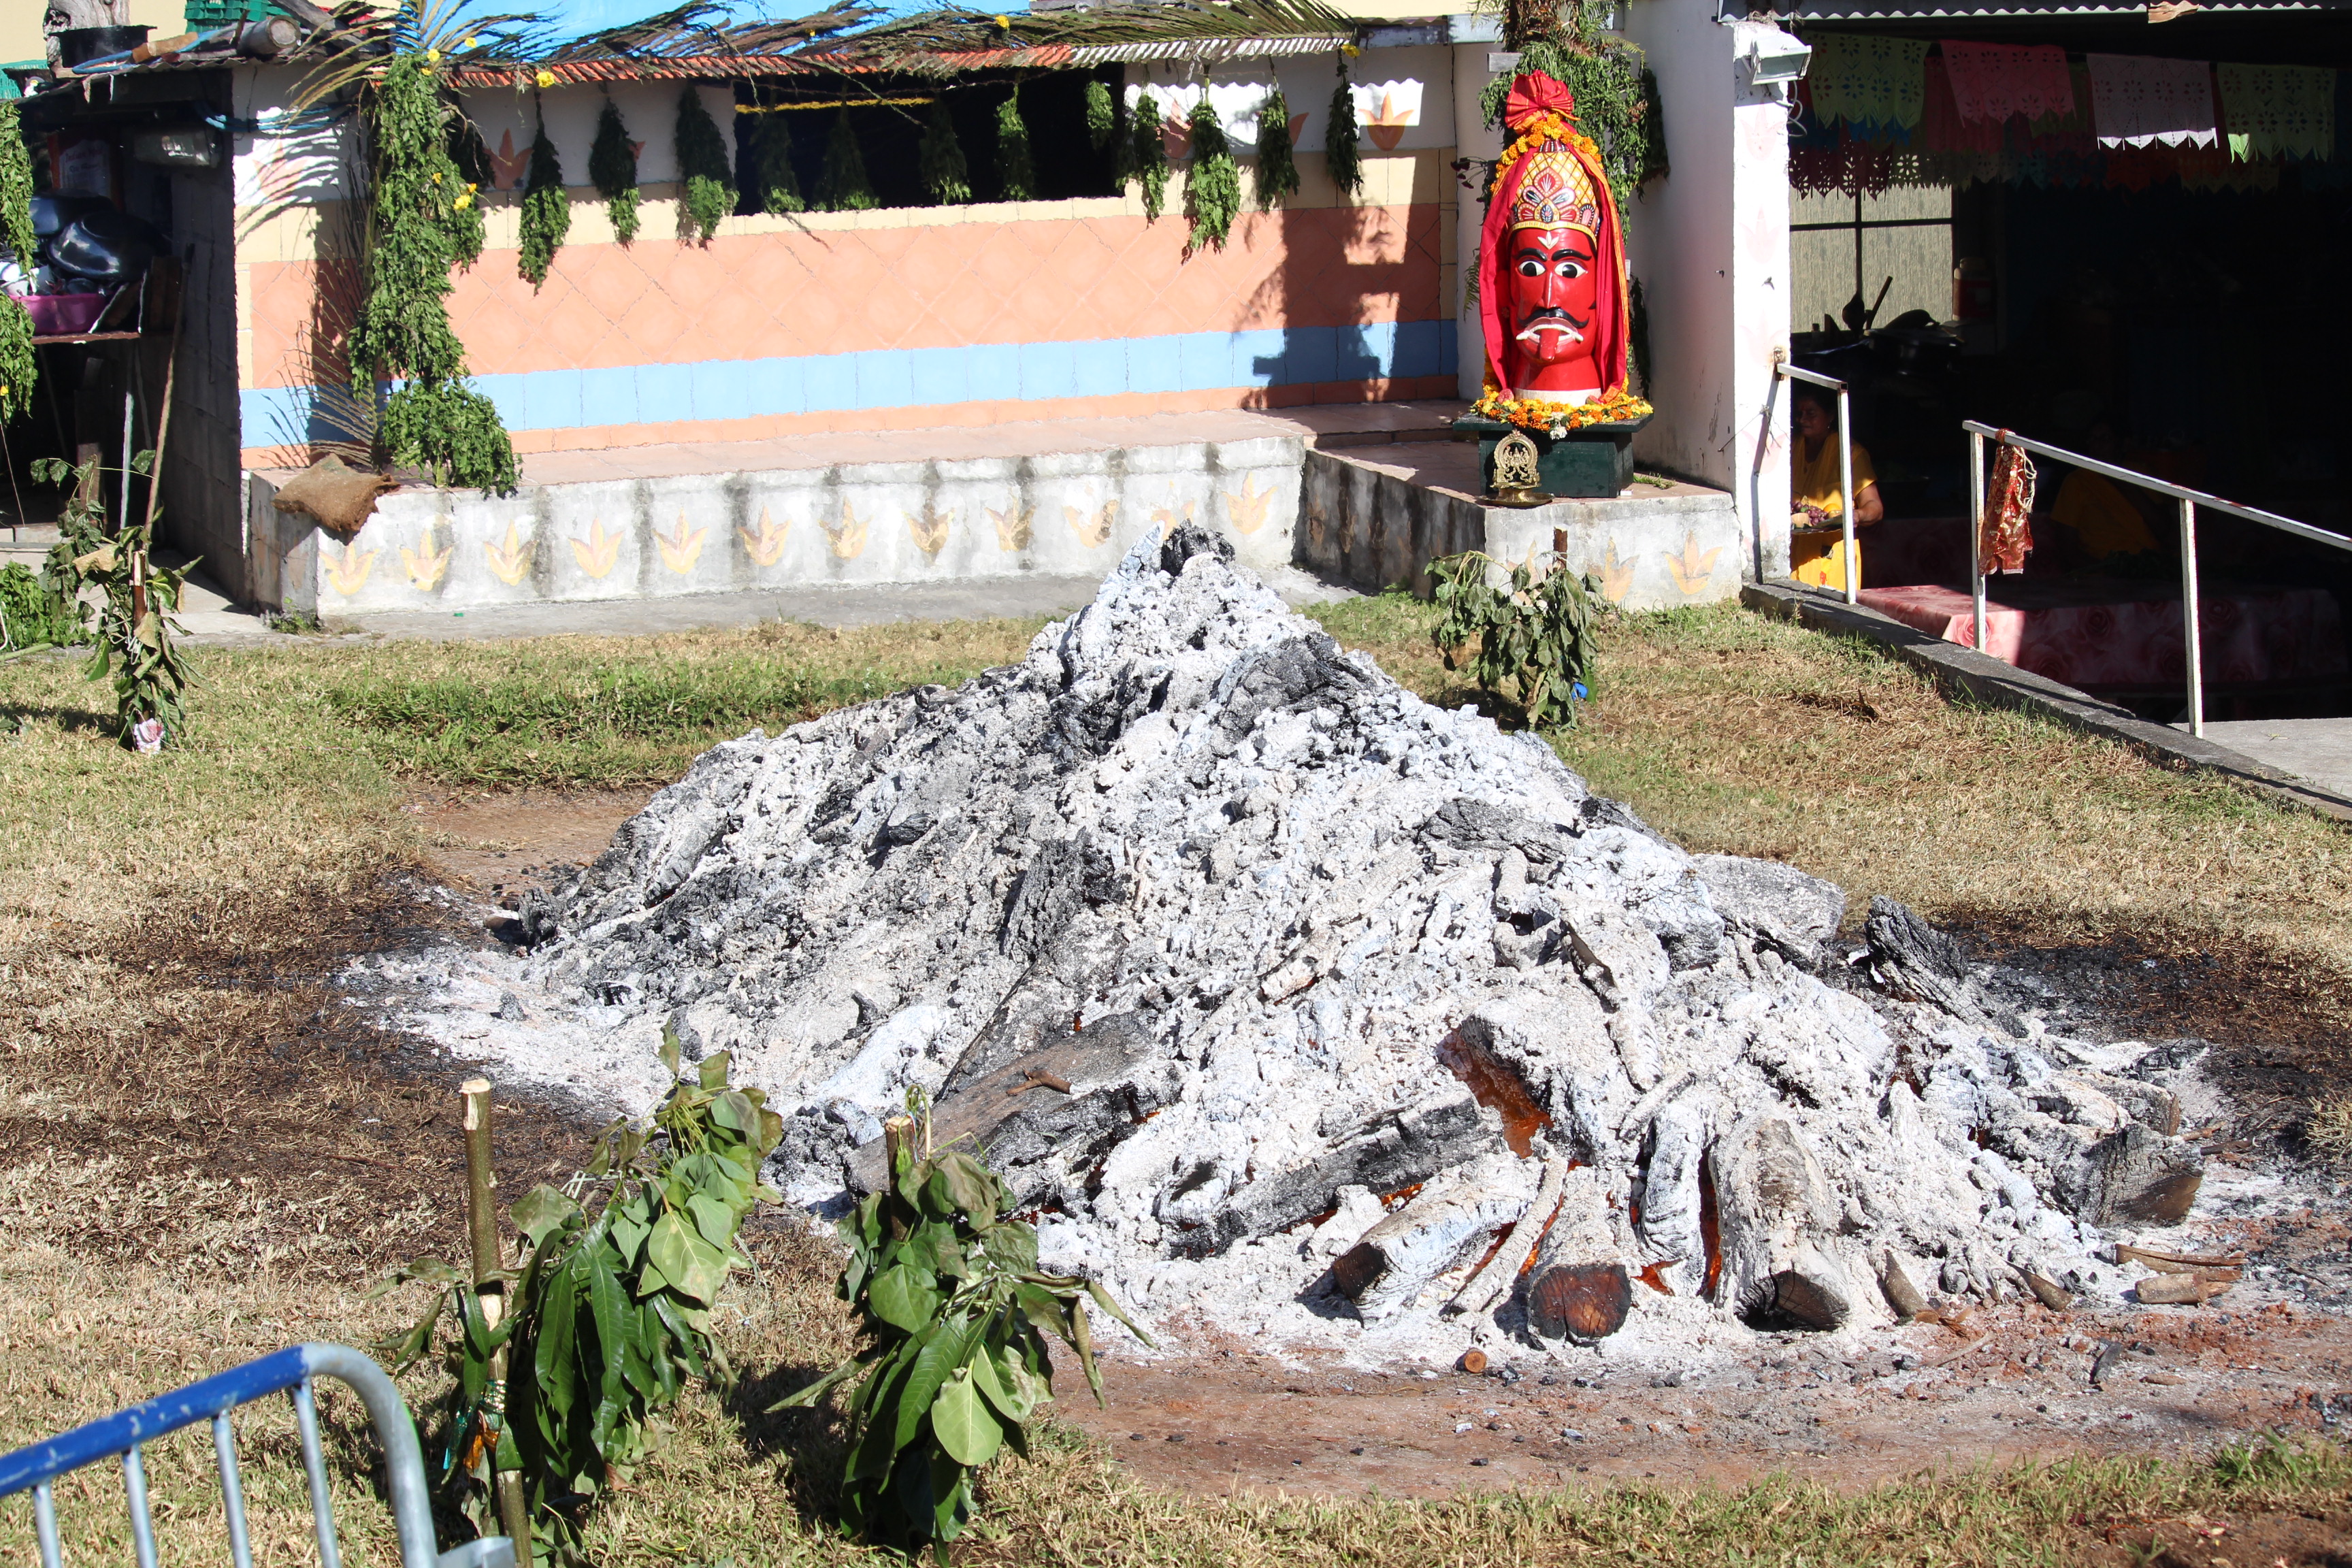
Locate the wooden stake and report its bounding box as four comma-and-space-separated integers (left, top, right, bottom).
882, 1115, 913, 1239
461, 1079, 534, 1568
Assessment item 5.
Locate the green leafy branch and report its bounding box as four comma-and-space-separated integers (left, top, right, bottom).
378, 1036, 783, 1561
1183, 98, 1241, 253
31, 451, 198, 745
1430, 549, 1605, 729
776, 1093, 1150, 1561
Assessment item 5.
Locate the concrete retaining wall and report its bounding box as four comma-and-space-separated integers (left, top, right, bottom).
1298, 446, 1744, 609
250, 436, 1304, 617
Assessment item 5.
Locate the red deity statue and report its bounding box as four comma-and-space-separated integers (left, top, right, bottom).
1476, 72, 1631, 404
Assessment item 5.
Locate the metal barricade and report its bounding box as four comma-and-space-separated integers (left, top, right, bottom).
0, 1341, 514, 1568
1767, 359, 1859, 606
1963, 423, 2352, 738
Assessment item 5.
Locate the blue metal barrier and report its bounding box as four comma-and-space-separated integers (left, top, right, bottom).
0, 1342, 513, 1568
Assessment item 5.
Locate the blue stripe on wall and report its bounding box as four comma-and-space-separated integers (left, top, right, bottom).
240, 321, 1458, 445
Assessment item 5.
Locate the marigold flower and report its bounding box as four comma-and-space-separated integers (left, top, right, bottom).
425, 47, 440, 62
536, 69, 555, 86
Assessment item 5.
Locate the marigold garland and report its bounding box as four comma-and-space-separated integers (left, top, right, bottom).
1470, 386, 1652, 434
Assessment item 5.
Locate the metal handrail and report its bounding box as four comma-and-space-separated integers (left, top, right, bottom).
0, 1342, 514, 1568
1963, 421, 2352, 738
1772, 360, 1859, 605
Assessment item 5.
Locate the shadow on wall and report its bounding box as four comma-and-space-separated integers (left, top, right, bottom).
1239, 200, 1448, 404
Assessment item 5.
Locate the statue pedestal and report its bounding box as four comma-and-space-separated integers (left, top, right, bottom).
1454, 414, 1652, 500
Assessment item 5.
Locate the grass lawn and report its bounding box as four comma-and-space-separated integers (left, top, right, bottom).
1, 598, 2346, 1566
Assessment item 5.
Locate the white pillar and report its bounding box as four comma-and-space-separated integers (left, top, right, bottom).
1623, 3, 1794, 578
1452, 43, 1504, 399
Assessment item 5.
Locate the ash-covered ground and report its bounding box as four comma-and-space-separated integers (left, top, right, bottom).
370, 527, 2318, 1372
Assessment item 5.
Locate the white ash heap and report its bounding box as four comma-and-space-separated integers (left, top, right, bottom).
461, 526, 2210, 1360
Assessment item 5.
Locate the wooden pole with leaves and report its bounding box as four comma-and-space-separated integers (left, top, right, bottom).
461, 1079, 534, 1567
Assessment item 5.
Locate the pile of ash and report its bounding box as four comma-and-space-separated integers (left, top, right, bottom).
389, 526, 2219, 1365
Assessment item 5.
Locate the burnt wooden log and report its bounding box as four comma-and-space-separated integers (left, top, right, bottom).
843, 1011, 1164, 1203
1527, 1262, 1633, 1342
1328, 1154, 1535, 1320
1878, 1252, 1930, 1320
2063, 1124, 2204, 1226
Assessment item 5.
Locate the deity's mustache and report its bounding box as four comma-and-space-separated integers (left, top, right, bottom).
1515, 305, 1587, 346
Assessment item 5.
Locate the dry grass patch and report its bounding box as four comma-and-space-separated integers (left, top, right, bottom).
4, 602, 2351, 1565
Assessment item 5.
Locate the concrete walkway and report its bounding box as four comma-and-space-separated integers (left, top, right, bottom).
146, 560, 1359, 647
2193, 719, 2352, 802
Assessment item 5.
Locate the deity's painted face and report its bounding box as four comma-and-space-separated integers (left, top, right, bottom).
1506, 225, 1601, 396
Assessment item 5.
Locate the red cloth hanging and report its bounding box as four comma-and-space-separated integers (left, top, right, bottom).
1980, 442, 2038, 574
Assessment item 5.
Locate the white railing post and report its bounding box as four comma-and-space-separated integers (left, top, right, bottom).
2179, 497, 2203, 737
1836, 383, 1857, 605
1967, 427, 1987, 653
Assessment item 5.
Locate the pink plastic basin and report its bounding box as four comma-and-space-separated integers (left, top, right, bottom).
18, 293, 107, 336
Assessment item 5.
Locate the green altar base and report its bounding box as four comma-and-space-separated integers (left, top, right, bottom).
1454, 413, 1653, 500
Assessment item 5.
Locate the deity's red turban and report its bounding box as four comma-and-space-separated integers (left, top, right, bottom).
1477, 71, 1631, 399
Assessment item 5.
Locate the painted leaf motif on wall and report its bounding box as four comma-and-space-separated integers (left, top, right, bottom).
824, 502, 870, 560
738, 506, 789, 566
1222, 472, 1276, 535
1600, 538, 1635, 605
399, 532, 452, 591
1665, 529, 1725, 598
1148, 498, 1195, 540
1066, 499, 1119, 549
909, 505, 952, 559
570, 517, 623, 579
323, 540, 377, 597
988, 503, 1034, 552
485, 522, 536, 585
655, 512, 708, 574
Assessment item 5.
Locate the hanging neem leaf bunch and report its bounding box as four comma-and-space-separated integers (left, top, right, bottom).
588, 96, 641, 242
1253, 87, 1299, 210
675, 84, 737, 241
1325, 54, 1364, 199
32, 451, 198, 746
1084, 77, 1117, 150
1183, 95, 1241, 252
755, 104, 806, 213
919, 99, 970, 206
776, 1092, 1149, 1558
1430, 549, 1604, 729
517, 103, 570, 288
350, 49, 517, 494
1127, 89, 1169, 219
378, 1036, 785, 1561
0, 99, 38, 423
995, 86, 1036, 201
820, 108, 878, 210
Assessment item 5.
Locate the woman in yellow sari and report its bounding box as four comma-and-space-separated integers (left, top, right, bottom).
1787, 382, 1881, 592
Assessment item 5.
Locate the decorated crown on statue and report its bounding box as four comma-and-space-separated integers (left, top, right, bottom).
1506, 155, 1601, 236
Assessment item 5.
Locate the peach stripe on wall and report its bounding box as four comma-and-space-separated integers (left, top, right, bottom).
244, 206, 1444, 391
